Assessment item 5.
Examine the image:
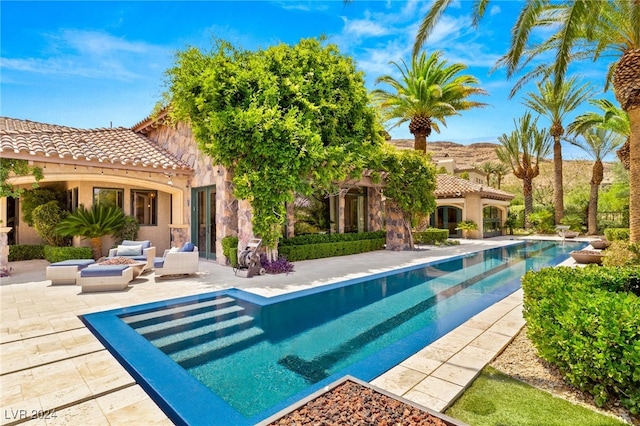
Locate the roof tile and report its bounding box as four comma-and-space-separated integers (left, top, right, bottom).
0, 117, 192, 172
435, 174, 513, 200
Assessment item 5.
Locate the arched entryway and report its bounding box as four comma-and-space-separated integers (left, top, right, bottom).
432, 206, 462, 237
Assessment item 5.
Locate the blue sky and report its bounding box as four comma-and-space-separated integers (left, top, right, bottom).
1, 1, 616, 159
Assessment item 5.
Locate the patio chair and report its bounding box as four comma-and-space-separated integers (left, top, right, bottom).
555, 226, 579, 239
108, 240, 156, 271
154, 242, 199, 278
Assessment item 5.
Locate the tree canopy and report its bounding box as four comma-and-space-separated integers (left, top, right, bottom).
165, 38, 385, 248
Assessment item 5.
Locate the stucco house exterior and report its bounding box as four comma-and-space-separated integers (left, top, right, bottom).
1, 114, 513, 264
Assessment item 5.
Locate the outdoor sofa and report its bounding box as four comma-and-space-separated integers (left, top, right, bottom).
154, 243, 199, 278
108, 240, 156, 271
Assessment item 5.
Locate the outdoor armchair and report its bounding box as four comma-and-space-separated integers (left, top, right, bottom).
108, 240, 156, 271
154, 242, 199, 278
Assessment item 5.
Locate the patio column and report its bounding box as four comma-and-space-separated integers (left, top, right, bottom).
216, 168, 238, 265
337, 193, 345, 234
385, 200, 409, 251
367, 187, 383, 232
237, 199, 253, 251
286, 202, 295, 239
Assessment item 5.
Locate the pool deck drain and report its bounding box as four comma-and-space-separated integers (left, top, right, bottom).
0, 237, 586, 425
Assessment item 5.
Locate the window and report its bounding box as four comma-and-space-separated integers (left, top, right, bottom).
131, 190, 157, 226
93, 188, 124, 208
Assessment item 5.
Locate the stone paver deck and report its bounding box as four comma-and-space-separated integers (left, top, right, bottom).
0, 237, 587, 425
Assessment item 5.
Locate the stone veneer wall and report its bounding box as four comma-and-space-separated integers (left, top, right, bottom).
367, 187, 383, 232
145, 122, 238, 264
385, 200, 409, 251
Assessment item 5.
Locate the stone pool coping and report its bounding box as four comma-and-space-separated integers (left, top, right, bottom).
0, 236, 588, 425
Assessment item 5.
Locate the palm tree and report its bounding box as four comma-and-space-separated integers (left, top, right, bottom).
496, 113, 552, 229
56, 204, 126, 259
373, 51, 488, 152
492, 162, 511, 189
523, 77, 594, 225
567, 128, 625, 234
478, 161, 497, 186
497, 0, 640, 242
568, 98, 631, 169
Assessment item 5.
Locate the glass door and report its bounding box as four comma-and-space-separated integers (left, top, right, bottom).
191, 186, 216, 260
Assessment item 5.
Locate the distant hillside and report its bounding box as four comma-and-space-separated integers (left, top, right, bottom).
388, 139, 618, 189
389, 139, 504, 169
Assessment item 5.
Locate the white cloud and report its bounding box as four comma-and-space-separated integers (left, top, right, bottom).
342, 15, 390, 38
1, 30, 170, 82
490, 5, 501, 16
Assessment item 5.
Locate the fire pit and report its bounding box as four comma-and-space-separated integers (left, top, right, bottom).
98, 257, 146, 278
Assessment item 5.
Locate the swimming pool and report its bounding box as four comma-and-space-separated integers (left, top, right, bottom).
82, 240, 585, 425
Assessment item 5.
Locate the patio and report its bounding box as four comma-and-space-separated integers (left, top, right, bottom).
0, 237, 582, 425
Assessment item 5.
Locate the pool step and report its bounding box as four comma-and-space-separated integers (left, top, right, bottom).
149, 315, 256, 353
120, 296, 237, 328
133, 305, 247, 340
172, 326, 266, 369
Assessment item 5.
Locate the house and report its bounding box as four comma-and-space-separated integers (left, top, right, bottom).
1, 115, 514, 263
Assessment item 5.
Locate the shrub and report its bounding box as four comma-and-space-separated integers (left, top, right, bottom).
528, 210, 554, 234
21, 187, 65, 226
8, 245, 45, 261
221, 236, 239, 267
112, 216, 139, 245
32, 201, 69, 246
413, 228, 449, 245
259, 254, 294, 274
522, 266, 640, 413
278, 238, 385, 262
560, 213, 584, 232
280, 231, 385, 246
604, 227, 630, 241
602, 241, 640, 267
43, 246, 93, 263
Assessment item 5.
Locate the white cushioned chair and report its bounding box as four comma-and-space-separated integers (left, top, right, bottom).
154, 242, 199, 278
108, 240, 156, 271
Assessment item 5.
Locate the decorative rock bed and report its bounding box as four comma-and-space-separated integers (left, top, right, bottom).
262, 376, 466, 426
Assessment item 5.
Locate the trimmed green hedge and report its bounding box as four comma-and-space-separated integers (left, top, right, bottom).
221, 236, 239, 268
413, 228, 449, 245
8, 245, 45, 261
43, 246, 93, 263
280, 231, 385, 246
604, 227, 630, 241
278, 238, 385, 262
522, 266, 640, 414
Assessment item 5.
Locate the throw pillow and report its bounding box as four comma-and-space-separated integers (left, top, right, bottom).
117, 244, 142, 256
179, 242, 195, 252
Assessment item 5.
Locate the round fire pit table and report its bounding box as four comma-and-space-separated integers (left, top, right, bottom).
98, 257, 146, 278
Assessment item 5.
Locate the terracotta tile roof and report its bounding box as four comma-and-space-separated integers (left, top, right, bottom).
435, 173, 514, 201
0, 117, 192, 172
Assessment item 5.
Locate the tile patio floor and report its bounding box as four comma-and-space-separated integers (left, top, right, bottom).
0, 237, 585, 425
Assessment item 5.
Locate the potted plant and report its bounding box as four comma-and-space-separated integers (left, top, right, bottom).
456, 220, 478, 239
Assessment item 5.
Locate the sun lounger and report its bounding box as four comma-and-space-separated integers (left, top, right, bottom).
46, 259, 96, 285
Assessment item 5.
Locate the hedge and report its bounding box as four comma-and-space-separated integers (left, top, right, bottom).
278, 238, 385, 262
8, 245, 45, 261
413, 228, 449, 245
604, 227, 630, 241
43, 246, 93, 263
279, 231, 385, 246
522, 266, 640, 414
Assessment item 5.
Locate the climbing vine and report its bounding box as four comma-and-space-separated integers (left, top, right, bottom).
165, 38, 384, 249
0, 158, 43, 198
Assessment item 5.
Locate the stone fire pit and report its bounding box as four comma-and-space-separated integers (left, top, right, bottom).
98, 257, 146, 278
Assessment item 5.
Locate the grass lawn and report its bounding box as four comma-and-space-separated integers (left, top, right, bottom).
444, 367, 627, 426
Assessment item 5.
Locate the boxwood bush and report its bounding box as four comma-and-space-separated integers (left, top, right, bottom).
43, 246, 93, 263
221, 236, 239, 268
522, 266, 640, 414
278, 232, 385, 262
8, 245, 45, 261
413, 228, 449, 245
604, 227, 630, 241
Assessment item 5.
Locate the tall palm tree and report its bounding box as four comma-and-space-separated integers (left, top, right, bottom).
498, 0, 640, 242
493, 162, 511, 189
567, 128, 625, 234
568, 98, 631, 169
523, 77, 594, 225
478, 161, 497, 186
373, 51, 488, 152
496, 113, 552, 229
56, 204, 126, 259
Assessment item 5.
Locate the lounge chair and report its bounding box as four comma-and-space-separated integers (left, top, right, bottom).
108, 240, 156, 271
556, 226, 579, 239
154, 243, 199, 278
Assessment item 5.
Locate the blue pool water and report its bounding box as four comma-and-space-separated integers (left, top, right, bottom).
82, 240, 585, 425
